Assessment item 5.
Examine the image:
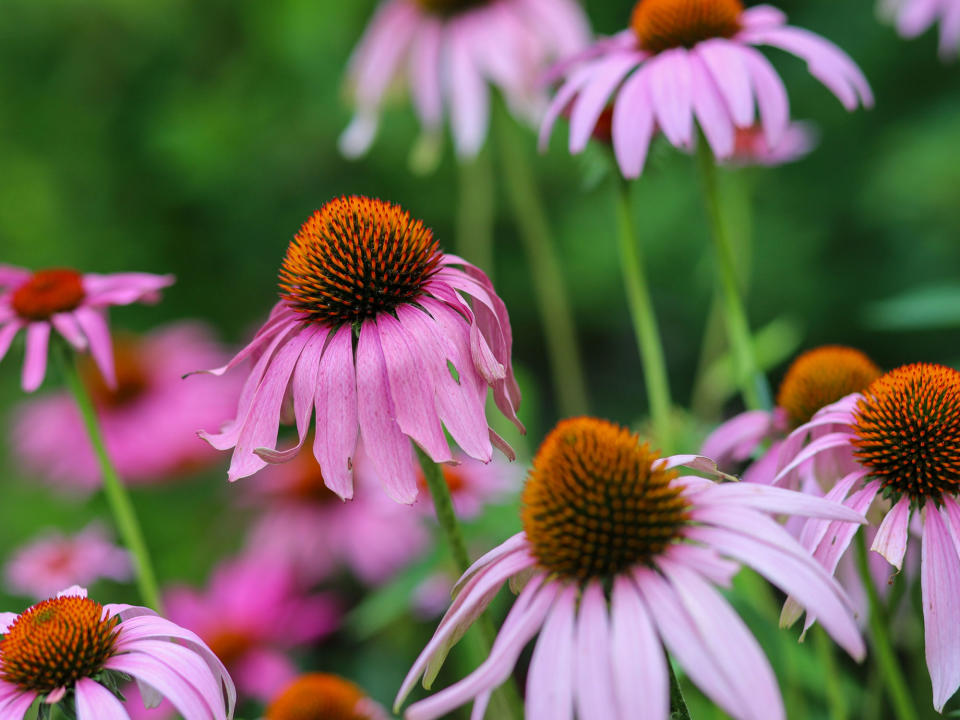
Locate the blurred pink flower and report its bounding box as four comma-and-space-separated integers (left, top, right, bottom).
541, 1, 872, 178
882, 0, 960, 59
0, 265, 173, 392
13, 322, 243, 492
164, 556, 340, 703
4, 524, 131, 600
410, 452, 516, 519
340, 0, 589, 159
774, 363, 960, 711
243, 444, 429, 586
0, 585, 235, 720
724, 121, 818, 167
411, 573, 456, 620
396, 418, 865, 720
200, 197, 522, 503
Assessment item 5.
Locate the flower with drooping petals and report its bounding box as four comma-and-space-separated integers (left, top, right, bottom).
772, 362, 960, 711
540, 1, 873, 178
4, 525, 131, 600
702, 345, 881, 485
396, 417, 866, 720
200, 196, 522, 504
0, 265, 174, 392
882, 0, 960, 60
163, 556, 340, 702
242, 443, 429, 585
266, 673, 389, 720
0, 585, 235, 719
340, 0, 589, 159
12, 322, 242, 493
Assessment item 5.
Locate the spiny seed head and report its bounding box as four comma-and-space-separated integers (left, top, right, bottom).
414, 0, 489, 15
631, 0, 743, 53
853, 363, 960, 504
10, 269, 85, 321
521, 417, 690, 581
777, 345, 882, 428
0, 595, 119, 694
278, 196, 441, 327
266, 673, 374, 720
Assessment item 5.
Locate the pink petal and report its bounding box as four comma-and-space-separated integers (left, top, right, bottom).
105, 653, 216, 720
688, 51, 735, 158
772, 431, 854, 486
739, 46, 789, 149
0, 689, 38, 719
693, 479, 869, 522
700, 409, 774, 464
872, 496, 912, 571
74, 306, 116, 389
409, 18, 443, 128
647, 48, 694, 148
923, 506, 960, 711
738, 5, 788, 30
568, 52, 642, 153
232, 649, 296, 702
313, 325, 359, 500
74, 679, 128, 720
574, 581, 618, 720
611, 65, 656, 179
22, 321, 51, 392
81, 272, 174, 306
0, 320, 23, 365
526, 584, 576, 720
447, 23, 490, 158
0, 265, 30, 287
50, 312, 88, 351
697, 39, 755, 127
539, 63, 595, 151
610, 576, 668, 720
662, 543, 739, 587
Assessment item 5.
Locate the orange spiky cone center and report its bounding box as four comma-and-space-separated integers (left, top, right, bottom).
630, 0, 743, 53
266, 673, 374, 720
11, 269, 85, 321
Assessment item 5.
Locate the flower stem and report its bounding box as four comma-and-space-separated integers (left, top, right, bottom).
456, 147, 496, 281
494, 105, 590, 418
853, 532, 918, 720
55, 343, 162, 612
614, 178, 674, 452
415, 448, 523, 720
668, 664, 692, 720
814, 625, 848, 720
695, 139, 771, 412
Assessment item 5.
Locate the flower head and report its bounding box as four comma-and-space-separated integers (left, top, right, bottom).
0, 265, 174, 392
541, 1, 873, 178
4, 525, 131, 600
0, 586, 235, 719
200, 196, 522, 504
266, 673, 388, 720
396, 417, 866, 720
772, 362, 960, 711
882, 0, 960, 60
340, 0, 589, 159
13, 322, 242, 492
163, 556, 340, 702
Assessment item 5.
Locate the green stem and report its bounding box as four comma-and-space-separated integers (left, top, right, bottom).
55, 343, 162, 611
695, 140, 771, 412
494, 106, 590, 418
668, 664, 692, 720
814, 626, 847, 720
415, 448, 523, 720
614, 178, 674, 452
854, 533, 918, 720
456, 147, 496, 281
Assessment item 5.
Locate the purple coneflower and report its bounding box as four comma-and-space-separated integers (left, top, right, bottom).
773, 362, 960, 711
0, 266, 173, 392
0, 586, 235, 719
265, 673, 388, 720
882, 0, 960, 59
397, 417, 866, 720
541, 0, 873, 178
341, 0, 589, 159
201, 196, 522, 503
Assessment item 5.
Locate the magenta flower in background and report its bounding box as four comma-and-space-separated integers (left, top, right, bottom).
702, 345, 881, 485
771, 363, 960, 711
540, 0, 873, 178
200, 196, 522, 503
0, 585, 235, 719
396, 417, 866, 720
12, 322, 242, 492
242, 443, 429, 585
164, 556, 340, 702
4, 524, 131, 600
882, 0, 960, 59
340, 0, 589, 159
0, 265, 174, 392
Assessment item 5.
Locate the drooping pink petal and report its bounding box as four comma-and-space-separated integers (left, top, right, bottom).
447, 23, 490, 158
568, 52, 642, 153
938, 3, 960, 59
663, 544, 739, 587
526, 584, 576, 720
0, 265, 31, 287
773, 431, 854, 486
573, 581, 618, 720
539, 63, 595, 151
739, 46, 789, 148
610, 576, 668, 720
738, 4, 788, 30
0, 689, 39, 719
74, 306, 116, 389
693, 479, 868, 522
50, 312, 88, 351
0, 321, 23, 365
922, 506, 960, 712
689, 52, 735, 159
872, 496, 912, 571
409, 17, 444, 129
74, 678, 130, 720
105, 653, 215, 720
647, 48, 694, 148
612, 65, 656, 178
22, 321, 51, 392
82, 273, 174, 306
451, 532, 530, 599
697, 39, 755, 128
313, 325, 359, 500
897, 0, 941, 37
701, 409, 774, 464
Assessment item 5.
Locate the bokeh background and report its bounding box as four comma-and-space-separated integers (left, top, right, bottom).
1, 0, 959, 717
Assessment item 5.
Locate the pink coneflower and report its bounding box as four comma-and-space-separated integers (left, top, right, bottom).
4, 524, 131, 600
243, 443, 429, 585
265, 673, 389, 720
702, 345, 881, 485
164, 556, 340, 702
340, 0, 589, 159
0, 585, 235, 719
540, 0, 873, 178
0, 265, 173, 392
200, 196, 522, 503
12, 322, 242, 492
396, 417, 866, 720
882, 0, 960, 59
772, 362, 960, 711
